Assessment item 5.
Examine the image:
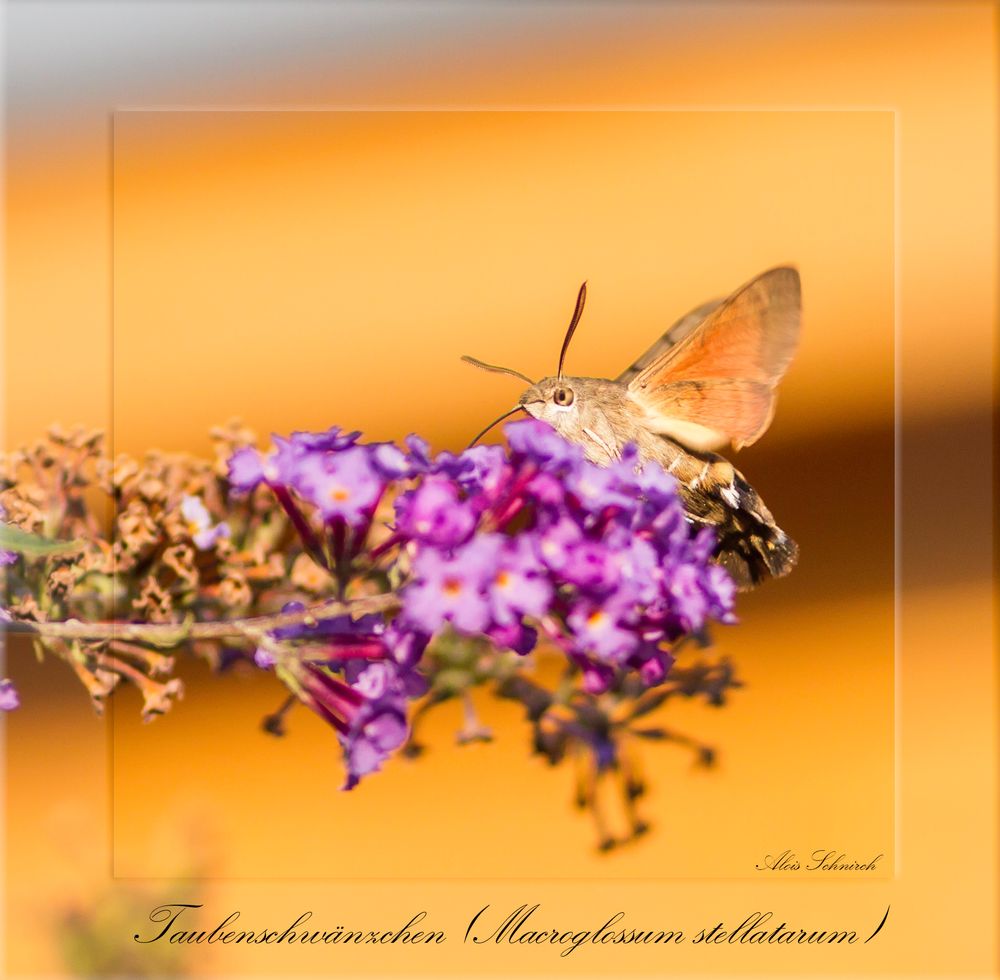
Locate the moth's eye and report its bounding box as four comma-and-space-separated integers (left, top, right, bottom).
553, 387, 575, 407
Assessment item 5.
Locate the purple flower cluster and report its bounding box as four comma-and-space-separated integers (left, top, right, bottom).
229, 427, 407, 527
262, 606, 429, 788
229, 426, 407, 577
229, 419, 735, 786
395, 420, 735, 694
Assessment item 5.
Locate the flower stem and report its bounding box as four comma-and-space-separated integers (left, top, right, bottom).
4, 592, 400, 644
272, 485, 328, 570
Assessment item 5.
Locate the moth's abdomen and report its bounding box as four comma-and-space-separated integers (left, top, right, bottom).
640, 436, 798, 591
709, 470, 799, 590
696, 460, 799, 590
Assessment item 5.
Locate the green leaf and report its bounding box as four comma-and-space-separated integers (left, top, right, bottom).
0, 524, 83, 557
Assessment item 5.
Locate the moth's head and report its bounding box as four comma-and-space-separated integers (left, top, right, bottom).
462, 281, 591, 446
518, 374, 628, 445
518, 376, 581, 428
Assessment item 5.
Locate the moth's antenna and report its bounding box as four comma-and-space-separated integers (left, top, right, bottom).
467, 406, 525, 448
461, 355, 534, 386
557, 281, 588, 382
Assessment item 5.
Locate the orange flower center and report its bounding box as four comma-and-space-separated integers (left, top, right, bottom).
330, 486, 351, 502
443, 578, 463, 596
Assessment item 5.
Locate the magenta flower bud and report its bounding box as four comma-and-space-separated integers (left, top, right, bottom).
580, 660, 614, 695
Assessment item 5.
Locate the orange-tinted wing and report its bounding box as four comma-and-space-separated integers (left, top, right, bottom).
615, 297, 723, 386
627, 267, 800, 451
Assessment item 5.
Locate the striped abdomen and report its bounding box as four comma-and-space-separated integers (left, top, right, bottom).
638, 434, 798, 590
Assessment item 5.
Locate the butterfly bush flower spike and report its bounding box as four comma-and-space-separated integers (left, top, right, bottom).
221, 417, 736, 792
2, 270, 802, 845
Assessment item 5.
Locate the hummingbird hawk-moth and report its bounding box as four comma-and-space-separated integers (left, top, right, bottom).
463, 267, 801, 590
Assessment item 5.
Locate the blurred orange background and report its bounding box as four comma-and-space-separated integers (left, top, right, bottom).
105, 107, 895, 881
3, 3, 995, 978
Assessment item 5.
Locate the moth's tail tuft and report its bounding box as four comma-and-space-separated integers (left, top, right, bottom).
712, 472, 798, 591
715, 524, 798, 591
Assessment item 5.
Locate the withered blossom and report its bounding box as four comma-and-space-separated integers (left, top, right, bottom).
132, 576, 175, 623
161, 543, 200, 588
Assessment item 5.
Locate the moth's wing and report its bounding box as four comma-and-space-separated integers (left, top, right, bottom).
627, 267, 800, 451
615, 298, 723, 385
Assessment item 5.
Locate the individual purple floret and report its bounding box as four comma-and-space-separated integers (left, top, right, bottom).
402, 538, 496, 635
394, 475, 477, 548
289, 426, 361, 453
295, 446, 384, 524
339, 659, 424, 789
567, 599, 639, 663
227, 436, 299, 492
341, 705, 408, 789
487, 621, 538, 655
0, 679, 19, 711
227, 446, 268, 491
180, 495, 230, 550
488, 536, 553, 625
369, 442, 409, 480
505, 418, 585, 471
